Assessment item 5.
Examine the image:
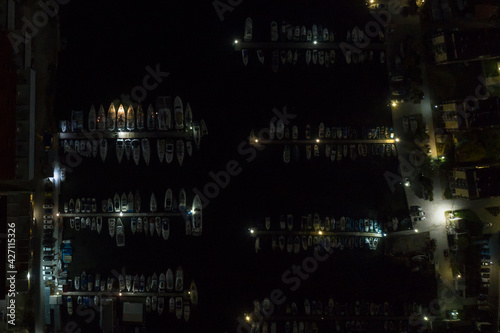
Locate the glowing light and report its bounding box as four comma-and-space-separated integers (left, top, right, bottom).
57, 213, 60, 217
424, 316, 428, 321
395, 138, 400, 142
27, 272, 30, 280
457, 274, 461, 278
254, 139, 259, 143
414, 229, 419, 233
392, 102, 396, 107
234, 40, 239, 44
57, 292, 59, 295
188, 291, 191, 294
250, 229, 254, 234
313, 41, 317, 45
316, 139, 320, 143
245, 315, 250, 322
119, 212, 123, 217
119, 293, 122, 296
383, 233, 387, 237
318, 231, 323, 235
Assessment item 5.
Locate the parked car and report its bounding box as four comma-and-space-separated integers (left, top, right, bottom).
42, 204, 53, 209
481, 261, 492, 266
43, 275, 54, 281
391, 75, 404, 82
410, 206, 422, 211
43, 224, 53, 230
43, 247, 52, 252
43, 255, 54, 261
392, 89, 405, 96
43, 270, 52, 275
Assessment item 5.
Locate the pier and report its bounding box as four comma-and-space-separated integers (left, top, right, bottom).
233, 42, 386, 51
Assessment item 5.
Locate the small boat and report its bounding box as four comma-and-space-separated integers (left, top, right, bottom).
107, 104, 116, 131
306, 145, 312, 160
146, 297, 151, 312
158, 107, 167, 130
164, 188, 173, 211
159, 273, 166, 292
132, 274, 139, 292
137, 217, 143, 233
174, 96, 184, 130
286, 49, 292, 64
87, 274, 94, 291
141, 139, 150, 165
91, 217, 96, 231
192, 195, 202, 236
116, 139, 124, 163
301, 235, 308, 250
269, 121, 275, 139
179, 188, 186, 212
162, 218, 170, 240
166, 268, 174, 292
132, 139, 141, 166
150, 193, 157, 213
116, 218, 125, 247
165, 140, 174, 164
176, 140, 185, 166
270, 21, 278, 41
312, 50, 318, 64
280, 49, 286, 64
126, 274, 132, 292
99, 139, 107, 162
131, 218, 137, 235
96, 217, 102, 234
255, 237, 260, 253
147, 104, 155, 131
81, 271, 87, 291
319, 122, 325, 138
74, 276, 80, 291
175, 266, 184, 292
119, 274, 125, 291
244, 17, 252, 42
67, 296, 73, 315
175, 297, 183, 320
154, 216, 161, 237
294, 236, 300, 254
88, 105, 96, 132
184, 103, 193, 130
265, 217, 271, 230
157, 139, 165, 162
276, 119, 284, 139
124, 139, 131, 160
190, 280, 198, 305
136, 104, 144, 130
113, 193, 120, 212
152, 296, 158, 312
149, 218, 154, 236
312, 24, 318, 41
106, 198, 113, 212
151, 273, 158, 292
186, 141, 193, 157
287, 214, 293, 231
280, 215, 286, 230
257, 49, 264, 64
108, 218, 116, 237
283, 145, 290, 163
96, 105, 106, 131
126, 105, 135, 131
292, 125, 298, 140
116, 104, 126, 131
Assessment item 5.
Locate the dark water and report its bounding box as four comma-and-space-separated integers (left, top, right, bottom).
54, 1, 431, 332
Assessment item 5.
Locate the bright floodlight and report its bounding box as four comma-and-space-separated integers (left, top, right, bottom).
318, 231, 323, 235
392, 102, 396, 107
250, 229, 254, 234
457, 274, 461, 278
234, 40, 239, 44
313, 40, 317, 45
27, 272, 30, 280
119, 212, 123, 217
395, 138, 400, 142
57, 213, 60, 217
119, 293, 122, 296
316, 139, 320, 143
245, 315, 250, 322
424, 316, 428, 321
414, 229, 419, 233
383, 233, 387, 237
254, 139, 258, 143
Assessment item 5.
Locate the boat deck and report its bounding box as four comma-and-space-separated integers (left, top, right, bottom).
59, 212, 187, 218
63, 291, 189, 298
58, 131, 194, 140
233, 42, 386, 51
249, 230, 383, 238
250, 139, 395, 145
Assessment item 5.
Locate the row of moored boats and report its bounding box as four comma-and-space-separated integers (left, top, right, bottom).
262, 214, 382, 233
62, 137, 194, 166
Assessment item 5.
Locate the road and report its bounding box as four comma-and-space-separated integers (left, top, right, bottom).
386, 6, 500, 328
